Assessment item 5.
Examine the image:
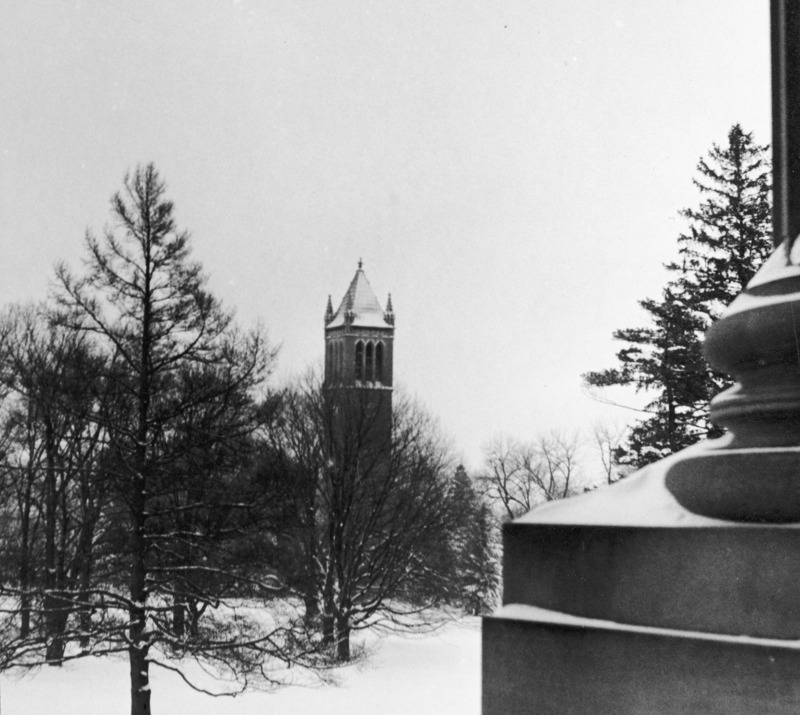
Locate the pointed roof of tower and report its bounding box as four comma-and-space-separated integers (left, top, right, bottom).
327, 261, 393, 329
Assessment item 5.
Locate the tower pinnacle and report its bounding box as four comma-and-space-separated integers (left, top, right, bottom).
385, 294, 395, 325
324, 264, 394, 392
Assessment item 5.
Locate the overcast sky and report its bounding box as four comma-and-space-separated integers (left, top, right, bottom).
0, 2, 772, 471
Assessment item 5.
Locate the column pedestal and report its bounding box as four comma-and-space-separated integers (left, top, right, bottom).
483, 443, 800, 714
484, 606, 800, 715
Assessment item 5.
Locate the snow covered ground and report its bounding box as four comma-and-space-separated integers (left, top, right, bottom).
0, 618, 481, 714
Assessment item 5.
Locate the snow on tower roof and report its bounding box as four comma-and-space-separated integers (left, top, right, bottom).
327, 261, 393, 329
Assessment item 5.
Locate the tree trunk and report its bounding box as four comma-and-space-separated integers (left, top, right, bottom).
129, 252, 153, 715
129, 506, 151, 715
78, 588, 91, 652
188, 599, 203, 636
129, 484, 151, 715
335, 614, 350, 661
321, 613, 335, 648
19, 410, 36, 639
44, 591, 69, 663
75, 514, 96, 651
43, 417, 65, 663
129, 640, 152, 715
18, 498, 31, 638
172, 599, 185, 638
321, 548, 336, 647
19, 593, 30, 638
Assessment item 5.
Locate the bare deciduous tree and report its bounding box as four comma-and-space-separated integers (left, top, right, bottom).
268, 373, 458, 662
592, 421, 629, 485
0, 304, 109, 659
479, 432, 582, 520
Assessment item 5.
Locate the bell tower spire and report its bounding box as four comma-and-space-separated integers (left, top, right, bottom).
324, 261, 394, 390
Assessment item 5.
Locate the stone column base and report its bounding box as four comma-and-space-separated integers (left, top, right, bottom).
483, 445, 800, 713
483, 605, 800, 715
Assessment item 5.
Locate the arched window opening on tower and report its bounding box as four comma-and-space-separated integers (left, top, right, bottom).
333, 342, 340, 382
355, 341, 364, 381
375, 342, 384, 383
326, 342, 333, 380
365, 341, 374, 382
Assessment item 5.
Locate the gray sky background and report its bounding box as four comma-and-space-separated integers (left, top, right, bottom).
0, 1, 771, 471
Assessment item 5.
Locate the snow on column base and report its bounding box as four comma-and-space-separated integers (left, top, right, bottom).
482, 605, 800, 715
503, 443, 800, 639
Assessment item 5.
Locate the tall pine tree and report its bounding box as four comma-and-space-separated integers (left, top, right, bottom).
448, 465, 499, 616
585, 125, 772, 469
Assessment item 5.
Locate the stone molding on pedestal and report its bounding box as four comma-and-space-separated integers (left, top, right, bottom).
666, 241, 800, 521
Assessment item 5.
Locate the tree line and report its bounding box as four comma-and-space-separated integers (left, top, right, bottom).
0, 165, 498, 714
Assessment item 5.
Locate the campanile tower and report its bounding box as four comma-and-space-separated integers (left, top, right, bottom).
324, 261, 394, 441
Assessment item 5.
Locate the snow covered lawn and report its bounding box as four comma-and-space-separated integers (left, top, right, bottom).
0, 618, 481, 714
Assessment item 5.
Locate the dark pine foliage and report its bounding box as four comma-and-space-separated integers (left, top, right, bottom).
584, 125, 772, 469
447, 465, 499, 616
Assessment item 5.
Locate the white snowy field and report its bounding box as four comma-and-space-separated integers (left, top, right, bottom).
0, 618, 481, 714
